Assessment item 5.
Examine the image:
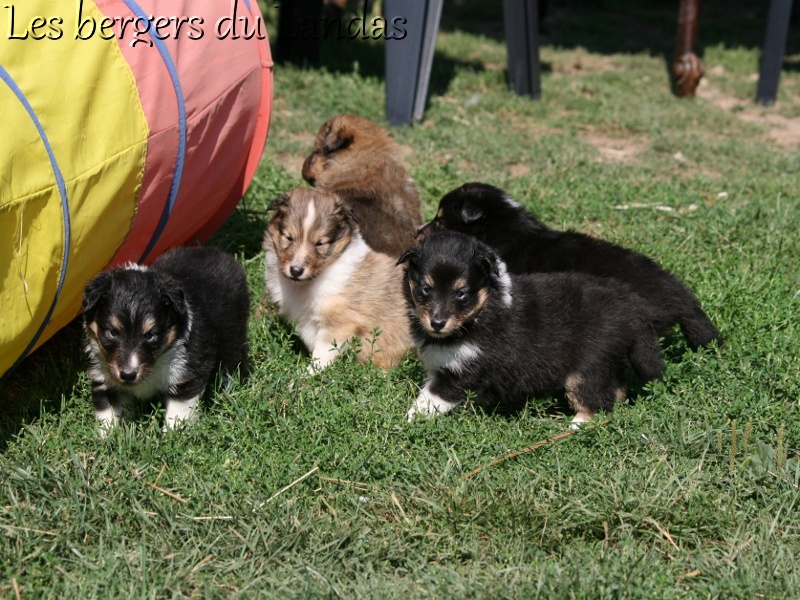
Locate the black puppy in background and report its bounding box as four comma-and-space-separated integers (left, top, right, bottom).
399, 232, 665, 424
82, 246, 249, 435
417, 182, 722, 350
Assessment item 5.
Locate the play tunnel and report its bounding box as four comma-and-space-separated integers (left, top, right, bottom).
0, 0, 273, 378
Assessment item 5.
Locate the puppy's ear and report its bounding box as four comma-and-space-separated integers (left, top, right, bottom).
342, 204, 359, 225
82, 272, 112, 316
397, 246, 421, 266
158, 276, 187, 317
268, 192, 291, 212
332, 199, 359, 229
461, 200, 484, 225
476, 246, 500, 279
322, 127, 353, 154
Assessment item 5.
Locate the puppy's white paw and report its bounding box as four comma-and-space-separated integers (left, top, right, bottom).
306, 360, 326, 376
95, 407, 119, 438
309, 342, 339, 374
163, 396, 200, 431
570, 411, 594, 430
406, 384, 456, 421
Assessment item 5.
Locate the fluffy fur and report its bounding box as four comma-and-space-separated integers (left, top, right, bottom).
417, 182, 722, 350
82, 246, 249, 434
263, 188, 412, 370
302, 114, 422, 257
399, 232, 665, 423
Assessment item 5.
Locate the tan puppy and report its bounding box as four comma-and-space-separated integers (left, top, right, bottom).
302, 114, 423, 258
263, 188, 412, 370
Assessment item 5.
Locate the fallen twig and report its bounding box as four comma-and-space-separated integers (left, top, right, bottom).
462, 420, 610, 480
261, 465, 319, 506
146, 483, 188, 504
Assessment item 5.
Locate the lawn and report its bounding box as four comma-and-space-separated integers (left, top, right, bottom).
2, 0, 799, 597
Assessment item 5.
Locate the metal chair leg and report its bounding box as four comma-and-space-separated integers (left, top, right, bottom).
384, 0, 443, 126
756, 0, 794, 105
503, 0, 542, 98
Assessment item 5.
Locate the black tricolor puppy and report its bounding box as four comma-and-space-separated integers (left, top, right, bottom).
398, 232, 665, 424
417, 182, 721, 350
82, 246, 249, 434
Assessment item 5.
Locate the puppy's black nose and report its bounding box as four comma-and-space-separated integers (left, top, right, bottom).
430, 318, 447, 332
290, 266, 304, 278
119, 369, 138, 382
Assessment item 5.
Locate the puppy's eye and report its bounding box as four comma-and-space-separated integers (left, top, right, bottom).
283, 234, 293, 243
454, 289, 468, 301
315, 240, 327, 249
419, 284, 431, 297
105, 328, 119, 339
143, 331, 158, 343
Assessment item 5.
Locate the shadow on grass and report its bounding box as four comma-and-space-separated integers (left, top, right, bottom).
270, 0, 799, 132
440, 0, 799, 62
0, 320, 86, 453
273, 26, 488, 118
207, 206, 270, 261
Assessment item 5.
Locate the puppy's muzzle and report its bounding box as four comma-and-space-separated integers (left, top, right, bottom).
111, 360, 143, 385
427, 306, 451, 335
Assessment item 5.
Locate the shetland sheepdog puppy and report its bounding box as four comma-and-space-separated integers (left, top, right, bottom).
82, 247, 249, 435
302, 114, 422, 257
417, 182, 722, 350
263, 188, 412, 370
399, 232, 665, 424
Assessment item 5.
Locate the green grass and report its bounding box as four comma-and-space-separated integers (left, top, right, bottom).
2, 0, 800, 597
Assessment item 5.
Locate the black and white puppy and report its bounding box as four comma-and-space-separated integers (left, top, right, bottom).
82, 246, 249, 434
399, 232, 666, 424
417, 182, 722, 350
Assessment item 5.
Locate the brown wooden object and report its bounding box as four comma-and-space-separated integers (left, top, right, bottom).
673, 0, 704, 97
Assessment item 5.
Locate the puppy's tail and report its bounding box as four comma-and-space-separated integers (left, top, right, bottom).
629, 325, 665, 384
680, 305, 723, 350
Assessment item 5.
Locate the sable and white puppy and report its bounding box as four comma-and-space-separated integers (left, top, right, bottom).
399, 232, 665, 424
302, 114, 423, 257
417, 182, 722, 350
263, 188, 412, 370
82, 246, 249, 434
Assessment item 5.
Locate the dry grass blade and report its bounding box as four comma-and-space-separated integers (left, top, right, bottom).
390, 491, 411, 524
318, 476, 371, 491
263, 466, 320, 505
1, 524, 58, 536
643, 517, 680, 551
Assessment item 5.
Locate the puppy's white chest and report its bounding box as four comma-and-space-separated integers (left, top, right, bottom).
419, 341, 482, 374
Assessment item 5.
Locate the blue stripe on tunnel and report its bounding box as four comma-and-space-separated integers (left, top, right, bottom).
1, 65, 72, 375
121, 0, 188, 264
